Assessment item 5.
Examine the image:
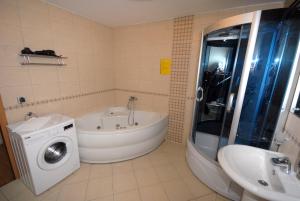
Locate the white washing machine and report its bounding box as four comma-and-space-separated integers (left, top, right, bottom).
8, 114, 80, 195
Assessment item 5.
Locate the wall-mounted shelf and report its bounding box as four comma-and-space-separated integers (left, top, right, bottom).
19, 54, 67, 66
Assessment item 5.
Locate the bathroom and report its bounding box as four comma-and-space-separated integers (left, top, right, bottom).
0, 0, 300, 200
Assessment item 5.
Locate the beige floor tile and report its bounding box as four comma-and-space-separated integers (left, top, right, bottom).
86, 177, 113, 201
65, 166, 90, 184
216, 194, 231, 201
183, 175, 213, 197
148, 152, 170, 167
80, 162, 91, 168
139, 184, 169, 201
154, 164, 180, 182
132, 157, 152, 171
0, 180, 27, 200
191, 193, 216, 201
9, 189, 37, 201
160, 141, 185, 154
112, 160, 133, 175
173, 161, 194, 178
0, 192, 7, 201
57, 181, 87, 201
162, 179, 194, 201
134, 167, 160, 187
161, 143, 185, 157
89, 164, 112, 180
38, 191, 60, 201
114, 189, 141, 201
113, 171, 138, 193
90, 195, 113, 201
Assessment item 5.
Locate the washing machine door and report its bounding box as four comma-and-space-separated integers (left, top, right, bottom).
37, 137, 73, 170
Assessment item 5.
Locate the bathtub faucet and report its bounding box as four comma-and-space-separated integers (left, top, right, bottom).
127, 96, 137, 126
127, 96, 138, 109
129, 96, 138, 101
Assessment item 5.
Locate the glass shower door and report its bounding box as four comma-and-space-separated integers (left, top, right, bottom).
193, 25, 251, 160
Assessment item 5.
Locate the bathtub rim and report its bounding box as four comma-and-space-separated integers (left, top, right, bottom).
76, 110, 168, 135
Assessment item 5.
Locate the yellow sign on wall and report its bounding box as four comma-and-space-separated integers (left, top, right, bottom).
160, 58, 171, 75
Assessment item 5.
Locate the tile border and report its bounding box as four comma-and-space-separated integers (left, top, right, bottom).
4, 89, 115, 111
4, 87, 196, 111
115, 88, 169, 97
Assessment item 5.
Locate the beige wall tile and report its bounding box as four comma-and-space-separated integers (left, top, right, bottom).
0, 0, 20, 26
0, 85, 33, 107
279, 113, 300, 164
18, 3, 50, 29
1, 0, 115, 123
29, 67, 59, 85
5, 105, 37, 123
32, 83, 61, 101
0, 45, 22, 67
1, 0, 283, 130
0, 24, 23, 46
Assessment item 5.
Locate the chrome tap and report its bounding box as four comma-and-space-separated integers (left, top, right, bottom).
271, 157, 291, 174
24, 112, 38, 120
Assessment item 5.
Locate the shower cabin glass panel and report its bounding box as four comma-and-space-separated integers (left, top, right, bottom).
193, 25, 251, 159
235, 9, 300, 149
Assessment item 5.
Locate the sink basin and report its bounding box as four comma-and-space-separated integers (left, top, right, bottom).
12, 116, 51, 133
218, 145, 300, 201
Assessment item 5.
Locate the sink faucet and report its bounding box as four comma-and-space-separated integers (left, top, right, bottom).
24, 112, 38, 120
271, 157, 291, 174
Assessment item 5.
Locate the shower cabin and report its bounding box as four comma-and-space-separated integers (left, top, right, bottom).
187, 7, 300, 201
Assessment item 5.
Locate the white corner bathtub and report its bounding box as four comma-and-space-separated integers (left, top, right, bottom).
76, 107, 168, 163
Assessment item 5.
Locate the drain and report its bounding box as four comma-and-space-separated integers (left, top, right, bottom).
96, 126, 101, 130
135, 122, 139, 126
258, 180, 268, 186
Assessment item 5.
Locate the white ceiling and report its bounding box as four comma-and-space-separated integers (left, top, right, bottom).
46, 0, 283, 27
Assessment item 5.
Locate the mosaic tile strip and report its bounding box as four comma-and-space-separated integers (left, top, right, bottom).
4, 89, 115, 111
168, 15, 194, 143
115, 88, 169, 97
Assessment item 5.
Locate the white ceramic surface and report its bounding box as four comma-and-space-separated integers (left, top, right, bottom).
76, 107, 168, 163
12, 116, 51, 132
186, 140, 242, 201
218, 145, 300, 201
8, 114, 80, 195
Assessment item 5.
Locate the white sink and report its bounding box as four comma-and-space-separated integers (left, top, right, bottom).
218, 145, 300, 201
12, 116, 51, 133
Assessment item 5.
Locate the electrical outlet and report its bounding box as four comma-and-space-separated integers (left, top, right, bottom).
17, 97, 26, 104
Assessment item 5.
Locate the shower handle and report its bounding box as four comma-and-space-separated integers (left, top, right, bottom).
196, 87, 203, 102
226, 93, 235, 112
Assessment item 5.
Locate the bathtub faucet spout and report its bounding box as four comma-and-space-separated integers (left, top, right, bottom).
129, 96, 138, 101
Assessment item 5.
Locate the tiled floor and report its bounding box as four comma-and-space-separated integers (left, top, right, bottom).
0, 141, 230, 201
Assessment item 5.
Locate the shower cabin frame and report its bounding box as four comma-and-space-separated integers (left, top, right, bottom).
187, 11, 262, 201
